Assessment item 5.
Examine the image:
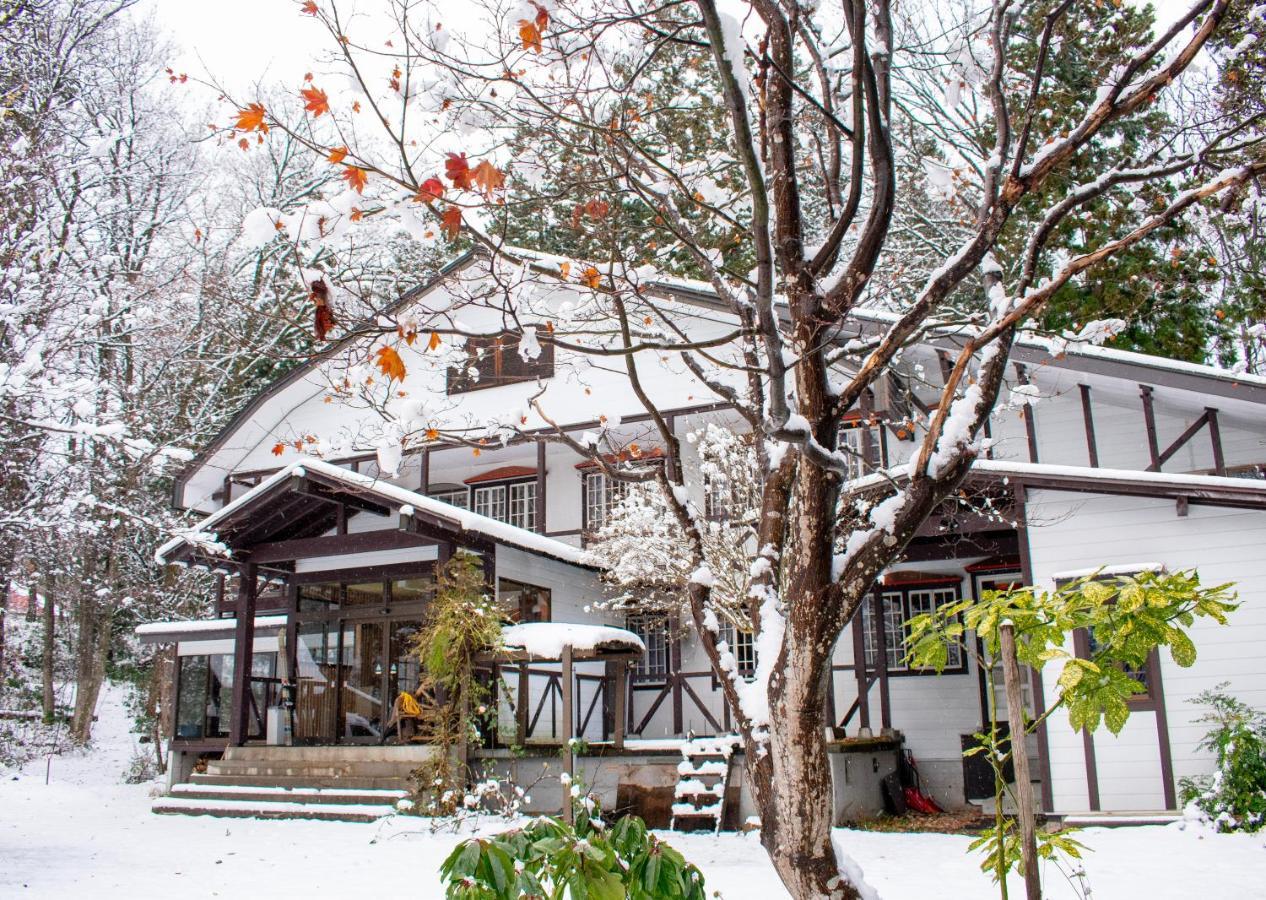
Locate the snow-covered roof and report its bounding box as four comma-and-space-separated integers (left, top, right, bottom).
970, 459, 1266, 496
156, 458, 589, 568
499, 622, 645, 658
135, 615, 287, 643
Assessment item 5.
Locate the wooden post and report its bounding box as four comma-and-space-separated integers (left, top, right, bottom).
1140, 385, 1161, 469
516, 663, 530, 744
1015, 364, 1040, 463
999, 622, 1040, 900
873, 591, 892, 732
671, 628, 684, 735
1079, 384, 1099, 467
229, 563, 258, 746
420, 446, 430, 492
612, 660, 627, 750
1206, 408, 1226, 476
851, 609, 871, 734
536, 441, 547, 533
560, 644, 575, 824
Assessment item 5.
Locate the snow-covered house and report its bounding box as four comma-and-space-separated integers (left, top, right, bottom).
142, 248, 1266, 824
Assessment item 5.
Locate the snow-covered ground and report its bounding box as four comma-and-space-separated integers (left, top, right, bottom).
2, 682, 1264, 898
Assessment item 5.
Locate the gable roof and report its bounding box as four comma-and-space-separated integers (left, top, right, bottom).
172, 246, 1266, 512
158, 458, 591, 569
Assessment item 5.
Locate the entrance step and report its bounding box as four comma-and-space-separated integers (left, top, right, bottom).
670, 736, 741, 833
189, 773, 414, 791
152, 794, 395, 823
168, 783, 407, 807
206, 760, 422, 778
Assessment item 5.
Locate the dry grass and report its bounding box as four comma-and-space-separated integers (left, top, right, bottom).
850, 809, 992, 834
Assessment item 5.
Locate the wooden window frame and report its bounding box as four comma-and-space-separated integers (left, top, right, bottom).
581, 470, 629, 535
838, 421, 887, 480
446, 330, 554, 395
626, 613, 671, 684
862, 580, 968, 676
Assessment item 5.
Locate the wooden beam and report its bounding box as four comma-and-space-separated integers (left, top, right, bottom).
229, 563, 258, 746
516, 664, 530, 744
1149, 410, 1211, 472
1015, 484, 1056, 814
1140, 385, 1161, 469
1207, 408, 1226, 476
1015, 364, 1039, 463
244, 529, 435, 564
873, 590, 891, 732
1079, 384, 1099, 468
851, 608, 870, 734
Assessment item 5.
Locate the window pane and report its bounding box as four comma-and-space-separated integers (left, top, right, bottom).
175, 655, 209, 739
429, 489, 469, 510
344, 582, 384, 608
627, 615, 669, 680
392, 576, 435, 605
298, 583, 339, 613
500, 578, 552, 623
509, 481, 537, 531
474, 485, 507, 522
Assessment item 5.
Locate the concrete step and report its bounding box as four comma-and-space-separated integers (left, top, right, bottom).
189, 773, 412, 791
223, 745, 436, 764
168, 783, 407, 807
206, 760, 421, 778
152, 796, 393, 823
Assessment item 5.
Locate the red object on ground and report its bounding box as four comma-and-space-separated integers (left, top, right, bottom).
903, 786, 944, 814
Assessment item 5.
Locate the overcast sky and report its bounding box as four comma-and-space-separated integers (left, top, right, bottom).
145, 0, 1200, 95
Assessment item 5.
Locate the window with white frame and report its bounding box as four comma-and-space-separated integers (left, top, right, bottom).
470, 479, 537, 531
703, 472, 732, 520
838, 422, 885, 480
582, 471, 629, 532
626, 614, 670, 681
508, 481, 537, 531
716, 618, 756, 678
861, 584, 963, 673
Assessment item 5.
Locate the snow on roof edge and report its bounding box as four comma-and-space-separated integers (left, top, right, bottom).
156, 459, 589, 568
500, 622, 645, 657
135, 615, 288, 637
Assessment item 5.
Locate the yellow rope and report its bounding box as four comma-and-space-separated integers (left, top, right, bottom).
397, 691, 422, 718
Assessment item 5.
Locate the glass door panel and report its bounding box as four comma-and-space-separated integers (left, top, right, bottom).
388, 619, 423, 700
294, 621, 338, 743
338, 620, 385, 742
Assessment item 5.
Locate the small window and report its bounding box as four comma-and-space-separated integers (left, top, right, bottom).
447, 330, 554, 394
500, 579, 552, 623
716, 619, 756, 679
428, 487, 469, 510
626, 614, 670, 682
838, 422, 885, 480
473, 484, 508, 521
583, 471, 629, 532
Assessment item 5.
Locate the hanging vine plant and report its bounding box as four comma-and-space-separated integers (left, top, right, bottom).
407, 551, 506, 815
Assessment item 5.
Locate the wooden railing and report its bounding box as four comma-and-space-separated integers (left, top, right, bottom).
483, 659, 888, 747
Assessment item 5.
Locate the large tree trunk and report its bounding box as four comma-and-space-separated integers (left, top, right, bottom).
0, 577, 8, 703
69, 592, 111, 744
41, 578, 56, 723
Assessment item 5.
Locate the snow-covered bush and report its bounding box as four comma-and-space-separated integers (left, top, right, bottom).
1178, 686, 1266, 833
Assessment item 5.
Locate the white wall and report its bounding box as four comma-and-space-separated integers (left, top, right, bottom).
1025, 489, 1266, 813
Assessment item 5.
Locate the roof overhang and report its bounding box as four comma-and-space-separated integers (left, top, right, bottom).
135, 614, 287, 645
156, 458, 595, 573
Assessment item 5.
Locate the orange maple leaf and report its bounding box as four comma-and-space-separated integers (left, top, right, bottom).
342, 166, 369, 193
301, 1, 319, 14
234, 103, 268, 133
558, 261, 571, 278
440, 205, 462, 240
327, 146, 349, 164
349, 207, 364, 222
533, 3, 550, 30
425, 428, 440, 441
427, 331, 442, 351
471, 160, 505, 198
445, 152, 473, 190
518, 19, 542, 53
238, 137, 250, 151
374, 346, 407, 381
271, 443, 286, 456
301, 86, 330, 116
581, 266, 602, 289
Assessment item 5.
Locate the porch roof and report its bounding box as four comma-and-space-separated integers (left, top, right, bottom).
155, 458, 592, 572
135, 614, 287, 645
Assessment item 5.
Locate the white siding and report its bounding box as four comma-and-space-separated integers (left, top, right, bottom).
1025, 490, 1266, 813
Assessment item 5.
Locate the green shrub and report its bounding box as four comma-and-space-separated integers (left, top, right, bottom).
1178, 685, 1266, 833
439, 804, 706, 900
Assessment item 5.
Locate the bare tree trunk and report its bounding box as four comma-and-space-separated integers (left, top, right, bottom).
41, 578, 56, 723
145, 648, 170, 771
69, 591, 111, 744
0, 576, 8, 703
1000, 623, 1040, 900
25, 580, 37, 621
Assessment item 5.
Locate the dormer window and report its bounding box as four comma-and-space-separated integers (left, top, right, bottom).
838, 420, 885, 480
447, 330, 554, 394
